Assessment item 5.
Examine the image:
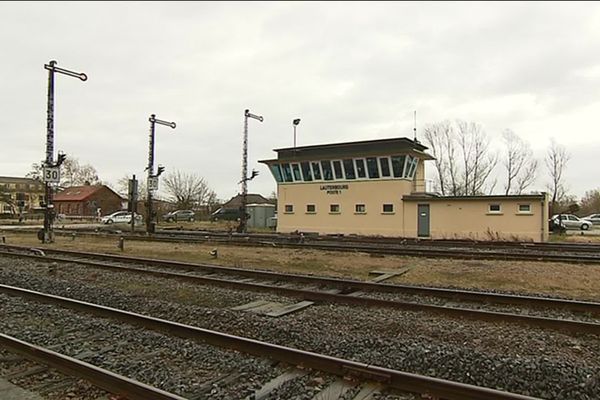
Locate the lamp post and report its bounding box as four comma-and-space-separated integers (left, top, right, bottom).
146, 114, 176, 234
237, 109, 263, 234
293, 118, 301, 148
41, 61, 87, 243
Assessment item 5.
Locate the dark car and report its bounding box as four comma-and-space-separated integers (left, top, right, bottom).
210, 207, 248, 222
163, 210, 195, 222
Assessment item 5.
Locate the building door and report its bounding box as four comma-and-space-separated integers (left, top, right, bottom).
417, 204, 430, 237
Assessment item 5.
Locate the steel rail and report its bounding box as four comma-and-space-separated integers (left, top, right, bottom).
0, 284, 540, 400
2, 244, 599, 315
2, 249, 599, 335
0, 333, 186, 400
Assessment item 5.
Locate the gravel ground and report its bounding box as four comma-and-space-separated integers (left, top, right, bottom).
1, 255, 600, 399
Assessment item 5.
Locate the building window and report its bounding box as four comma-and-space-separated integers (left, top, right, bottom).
366, 157, 380, 179
355, 204, 366, 214
330, 204, 340, 214
292, 164, 302, 181
379, 157, 391, 177
382, 204, 394, 213
343, 159, 356, 180
332, 160, 344, 179
488, 204, 501, 213
355, 159, 367, 178
284, 204, 294, 213
518, 204, 531, 213
306, 204, 316, 213
281, 163, 293, 182
300, 162, 313, 181
321, 160, 334, 181
270, 164, 283, 183
311, 162, 322, 180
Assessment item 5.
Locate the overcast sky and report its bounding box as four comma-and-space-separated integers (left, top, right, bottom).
1, 2, 599, 201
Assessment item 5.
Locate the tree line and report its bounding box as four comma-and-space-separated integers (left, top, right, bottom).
423, 119, 594, 215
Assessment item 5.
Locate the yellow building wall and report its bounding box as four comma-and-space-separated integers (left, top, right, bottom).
403, 197, 549, 242
278, 180, 413, 236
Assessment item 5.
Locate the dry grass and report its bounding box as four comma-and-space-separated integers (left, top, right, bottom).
4, 231, 600, 301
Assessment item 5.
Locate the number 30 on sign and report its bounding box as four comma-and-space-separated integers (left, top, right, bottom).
43, 167, 60, 183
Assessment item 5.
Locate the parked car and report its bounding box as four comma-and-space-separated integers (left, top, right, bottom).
101, 211, 143, 224
550, 214, 591, 231
210, 207, 247, 222
162, 210, 195, 222
582, 214, 600, 226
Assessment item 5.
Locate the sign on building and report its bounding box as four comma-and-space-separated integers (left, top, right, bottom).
43, 167, 60, 183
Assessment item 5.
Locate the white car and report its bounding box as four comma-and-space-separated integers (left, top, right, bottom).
101, 211, 143, 224
582, 214, 600, 226
550, 214, 591, 231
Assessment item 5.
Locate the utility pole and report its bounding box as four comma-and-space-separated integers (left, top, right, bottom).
237, 109, 263, 233
41, 60, 87, 243
128, 174, 138, 233
146, 114, 175, 234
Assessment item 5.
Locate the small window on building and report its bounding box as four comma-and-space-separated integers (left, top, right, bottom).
306, 204, 316, 213
281, 163, 294, 182
284, 204, 294, 213
332, 160, 344, 179
321, 160, 334, 181
366, 157, 380, 179
300, 162, 313, 181
355, 204, 366, 213
292, 164, 302, 181
311, 162, 322, 180
355, 159, 366, 178
330, 204, 340, 213
382, 204, 394, 213
489, 204, 501, 213
343, 159, 356, 179
518, 204, 531, 213
270, 164, 283, 183
379, 157, 391, 177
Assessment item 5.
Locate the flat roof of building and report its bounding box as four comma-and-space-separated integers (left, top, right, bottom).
266, 137, 433, 162
403, 193, 547, 201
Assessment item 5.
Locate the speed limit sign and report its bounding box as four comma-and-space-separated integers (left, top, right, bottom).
43, 167, 60, 183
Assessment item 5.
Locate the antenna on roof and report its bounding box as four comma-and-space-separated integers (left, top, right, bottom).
413, 110, 419, 143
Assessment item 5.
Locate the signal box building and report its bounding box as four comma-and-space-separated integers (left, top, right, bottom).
260, 138, 549, 242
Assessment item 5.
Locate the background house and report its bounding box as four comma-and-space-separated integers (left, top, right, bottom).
0, 176, 45, 218
53, 185, 124, 217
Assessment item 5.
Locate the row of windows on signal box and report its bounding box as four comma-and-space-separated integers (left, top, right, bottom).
284, 203, 395, 214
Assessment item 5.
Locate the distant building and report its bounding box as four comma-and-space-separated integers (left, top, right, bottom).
53, 185, 124, 216
221, 193, 276, 209
0, 176, 45, 216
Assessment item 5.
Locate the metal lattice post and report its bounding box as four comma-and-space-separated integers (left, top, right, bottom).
237, 109, 263, 233
146, 116, 156, 234
43, 61, 56, 243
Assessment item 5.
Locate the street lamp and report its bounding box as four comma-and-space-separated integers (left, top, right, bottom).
293, 118, 301, 148
146, 114, 176, 234
40, 60, 87, 243
237, 109, 263, 233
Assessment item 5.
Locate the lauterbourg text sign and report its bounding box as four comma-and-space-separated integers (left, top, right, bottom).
320, 184, 348, 194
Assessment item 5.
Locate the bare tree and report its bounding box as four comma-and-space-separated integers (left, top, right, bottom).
456, 120, 497, 195
423, 121, 453, 195
26, 156, 101, 187
545, 138, 570, 211
162, 170, 217, 210
502, 129, 538, 195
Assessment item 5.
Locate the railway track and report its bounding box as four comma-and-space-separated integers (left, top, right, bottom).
29, 227, 600, 263
2, 244, 600, 335
0, 283, 542, 400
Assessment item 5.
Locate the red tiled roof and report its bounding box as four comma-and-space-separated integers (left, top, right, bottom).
53, 185, 105, 202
